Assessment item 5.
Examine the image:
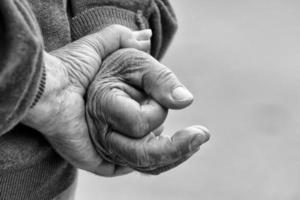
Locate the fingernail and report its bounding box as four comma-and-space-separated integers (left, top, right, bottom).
191, 130, 210, 149
191, 134, 203, 149
195, 125, 210, 136
200, 131, 210, 143
172, 87, 193, 101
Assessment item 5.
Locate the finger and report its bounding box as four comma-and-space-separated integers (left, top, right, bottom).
110, 49, 194, 109
92, 161, 133, 177
133, 29, 152, 41
140, 126, 210, 175
103, 86, 168, 138
131, 40, 151, 52
114, 166, 133, 176
144, 126, 210, 166
123, 28, 151, 52
106, 125, 210, 170
142, 60, 194, 109
77, 25, 150, 60
135, 141, 199, 175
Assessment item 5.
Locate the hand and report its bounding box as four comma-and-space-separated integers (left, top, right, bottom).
86, 48, 210, 174
23, 25, 152, 176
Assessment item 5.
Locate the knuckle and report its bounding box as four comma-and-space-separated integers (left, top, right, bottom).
157, 67, 177, 84
145, 65, 181, 92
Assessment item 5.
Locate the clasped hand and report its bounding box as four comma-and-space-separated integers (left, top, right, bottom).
23, 25, 210, 176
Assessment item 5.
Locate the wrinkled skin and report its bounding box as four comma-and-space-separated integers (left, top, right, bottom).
86, 49, 210, 175
24, 25, 153, 176
24, 24, 209, 176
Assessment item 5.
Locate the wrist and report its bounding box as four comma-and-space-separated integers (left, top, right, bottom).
23, 52, 69, 133
42, 52, 69, 97
30, 52, 67, 107
30, 65, 46, 108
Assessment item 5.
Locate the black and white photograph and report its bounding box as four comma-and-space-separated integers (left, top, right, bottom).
0, 0, 299, 199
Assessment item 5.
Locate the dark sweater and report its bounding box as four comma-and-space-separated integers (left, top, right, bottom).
0, 0, 177, 199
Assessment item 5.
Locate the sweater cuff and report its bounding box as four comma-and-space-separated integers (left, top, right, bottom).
30, 65, 46, 108
71, 6, 149, 41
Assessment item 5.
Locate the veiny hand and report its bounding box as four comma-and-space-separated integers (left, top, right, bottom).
23, 25, 152, 176
86, 48, 210, 175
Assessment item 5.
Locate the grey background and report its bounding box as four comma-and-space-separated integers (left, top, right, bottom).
76, 0, 300, 199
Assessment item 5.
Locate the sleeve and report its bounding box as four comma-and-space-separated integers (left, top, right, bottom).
70, 0, 178, 60
0, 0, 45, 135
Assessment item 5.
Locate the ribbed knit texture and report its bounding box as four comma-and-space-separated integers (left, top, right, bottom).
69, 1, 178, 60
0, 0, 45, 135
0, 124, 77, 200
0, 150, 76, 200
0, 1, 75, 199
30, 65, 46, 108
71, 6, 149, 41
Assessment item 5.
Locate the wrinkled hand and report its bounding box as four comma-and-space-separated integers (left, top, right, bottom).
86, 48, 210, 175
23, 25, 152, 176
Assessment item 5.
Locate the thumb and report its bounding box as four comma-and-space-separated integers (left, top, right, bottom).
143, 60, 194, 109
106, 125, 210, 174
105, 49, 194, 109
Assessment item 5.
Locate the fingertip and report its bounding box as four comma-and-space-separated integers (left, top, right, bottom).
190, 125, 210, 147
169, 87, 194, 109
134, 29, 152, 41
169, 126, 210, 155
191, 133, 209, 150
172, 86, 194, 102
140, 29, 152, 39
194, 125, 210, 135
195, 125, 210, 142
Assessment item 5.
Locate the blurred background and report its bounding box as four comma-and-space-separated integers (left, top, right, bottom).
76, 0, 300, 199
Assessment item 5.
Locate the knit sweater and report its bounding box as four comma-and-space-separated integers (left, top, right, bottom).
0, 0, 177, 199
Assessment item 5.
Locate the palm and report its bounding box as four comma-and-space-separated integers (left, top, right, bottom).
24, 43, 129, 176
23, 25, 156, 176
46, 90, 102, 171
